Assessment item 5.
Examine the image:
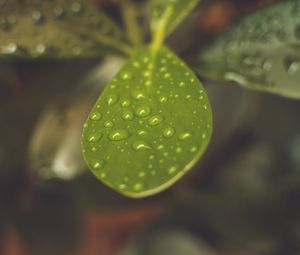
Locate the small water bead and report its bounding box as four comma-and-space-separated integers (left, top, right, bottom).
145, 80, 152, 86
143, 57, 149, 63
157, 144, 164, 150
149, 155, 155, 160
32, 10, 43, 24
90, 111, 102, 121
163, 127, 175, 138
168, 166, 178, 175
119, 184, 126, 190
133, 61, 140, 68
91, 147, 98, 152
175, 147, 182, 153
179, 132, 192, 140
137, 129, 148, 136
2, 42, 18, 54
35, 43, 47, 55
133, 182, 144, 191
132, 141, 151, 151
151, 170, 157, 176
107, 94, 119, 106
131, 90, 146, 101
164, 73, 171, 79
121, 99, 131, 107
83, 123, 88, 128
100, 172, 107, 179
87, 132, 102, 143
138, 171, 146, 178
91, 159, 105, 170
135, 105, 152, 117
53, 6, 64, 18
109, 129, 130, 141
190, 146, 198, 153
148, 115, 164, 126
104, 121, 114, 128
186, 94, 192, 100
202, 133, 207, 139
160, 66, 167, 73
143, 71, 150, 78
121, 110, 134, 121
71, 2, 83, 14
121, 71, 132, 80
203, 105, 208, 110
159, 96, 168, 103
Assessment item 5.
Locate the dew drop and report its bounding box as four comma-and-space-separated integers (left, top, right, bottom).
109, 129, 130, 141
131, 90, 146, 101
133, 183, 144, 191
107, 94, 119, 106
53, 6, 64, 18
100, 172, 107, 179
119, 184, 126, 190
135, 105, 152, 118
186, 94, 192, 100
132, 141, 151, 151
159, 96, 168, 103
91, 159, 105, 170
137, 129, 148, 136
121, 110, 134, 121
2, 43, 18, 54
175, 147, 182, 153
148, 115, 163, 126
151, 170, 157, 176
164, 73, 171, 79
157, 144, 164, 150
90, 112, 102, 121
35, 43, 47, 55
138, 171, 146, 178
121, 99, 131, 107
163, 127, 175, 138
87, 132, 102, 143
179, 132, 192, 140
32, 10, 43, 24
121, 71, 132, 80
71, 2, 83, 14
190, 146, 198, 153
104, 121, 114, 128
168, 166, 178, 175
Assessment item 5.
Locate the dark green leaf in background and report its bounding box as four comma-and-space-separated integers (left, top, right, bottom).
0, 0, 133, 58
195, 0, 300, 99
151, 0, 200, 41
82, 46, 212, 198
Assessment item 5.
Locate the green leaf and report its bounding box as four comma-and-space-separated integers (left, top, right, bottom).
0, 0, 133, 58
195, 0, 300, 99
81, 46, 212, 198
151, 0, 200, 45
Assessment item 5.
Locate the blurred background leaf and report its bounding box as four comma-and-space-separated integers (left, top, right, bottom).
195, 0, 300, 99
0, 0, 133, 58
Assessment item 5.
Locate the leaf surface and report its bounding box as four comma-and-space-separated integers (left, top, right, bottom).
151, 0, 200, 40
0, 0, 132, 58
82, 46, 212, 198
196, 0, 300, 99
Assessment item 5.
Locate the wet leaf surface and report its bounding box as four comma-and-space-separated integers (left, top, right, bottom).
82, 46, 212, 198
0, 0, 132, 58
196, 0, 300, 99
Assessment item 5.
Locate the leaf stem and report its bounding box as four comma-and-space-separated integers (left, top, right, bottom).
151, 5, 173, 54
120, 0, 144, 48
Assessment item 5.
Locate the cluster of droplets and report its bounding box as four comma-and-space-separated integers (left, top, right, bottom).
82, 48, 212, 194
0, 0, 124, 57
